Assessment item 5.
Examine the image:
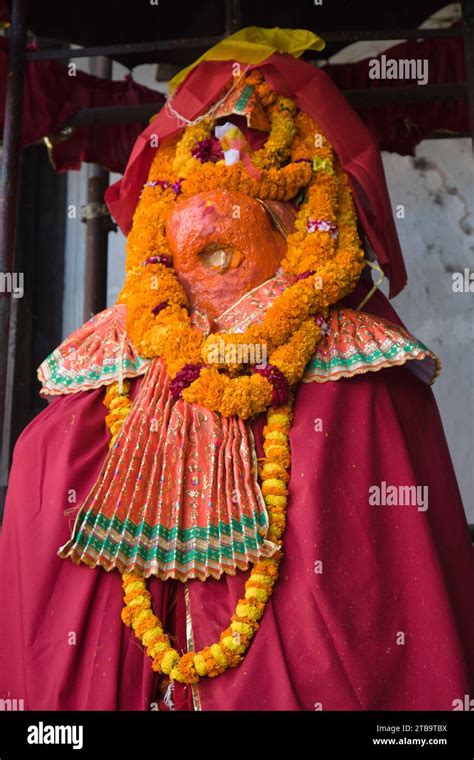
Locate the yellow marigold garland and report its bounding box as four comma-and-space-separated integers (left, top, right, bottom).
180, 160, 312, 201
251, 94, 297, 169
103, 380, 293, 684
104, 381, 133, 446
118, 71, 365, 420
171, 118, 214, 178
123, 135, 180, 272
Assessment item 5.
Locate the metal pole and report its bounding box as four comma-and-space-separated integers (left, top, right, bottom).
0, 0, 27, 513
24, 28, 465, 62
82, 56, 112, 321
64, 80, 468, 128
225, 0, 241, 34
461, 0, 474, 154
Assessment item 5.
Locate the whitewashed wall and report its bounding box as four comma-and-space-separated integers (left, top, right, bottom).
382, 140, 474, 521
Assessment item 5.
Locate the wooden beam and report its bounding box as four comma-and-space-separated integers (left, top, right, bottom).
344, 82, 467, 108
313, 28, 464, 41
225, 0, 242, 34
10, 144, 67, 444
68, 102, 163, 126
425, 131, 471, 139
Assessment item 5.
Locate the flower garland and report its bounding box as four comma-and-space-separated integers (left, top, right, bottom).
97, 70, 371, 686
245, 69, 277, 108
171, 118, 214, 178
171, 72, 297, 176
118, 71, 365, 420
180, 159, 312, 201
104, 380, 133, 447
251, 94, 297, 169
103, 379, 293, 684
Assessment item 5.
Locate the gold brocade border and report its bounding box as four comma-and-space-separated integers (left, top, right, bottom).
184, 582, 202, 711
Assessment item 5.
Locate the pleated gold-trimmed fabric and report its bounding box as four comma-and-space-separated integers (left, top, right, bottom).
38, 304, 148, 396
303, 308, 440, 385
38, 277, 441, 400
58, 358, 277, 581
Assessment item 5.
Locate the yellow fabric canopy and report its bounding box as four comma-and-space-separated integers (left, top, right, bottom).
169, 26, 326, 92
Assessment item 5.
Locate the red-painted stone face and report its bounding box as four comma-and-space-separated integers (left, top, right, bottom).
166, 190, 286, 320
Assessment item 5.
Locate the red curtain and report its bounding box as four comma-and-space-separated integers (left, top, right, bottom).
0, 38, 165, 173
324, 30, 468, 154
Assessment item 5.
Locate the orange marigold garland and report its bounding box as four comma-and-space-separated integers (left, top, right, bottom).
102, 382, 293, 684
103, 380, 133, 447
251, 95, 297, 169
104, 70, 370, 684
180, 159, 312, 201
107, 71, 368, 680
118, 72, 364, 419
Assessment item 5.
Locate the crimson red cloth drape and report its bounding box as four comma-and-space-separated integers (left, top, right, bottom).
0, 38, 165, 174
0, 384, 186, 710
186, 359, 474, 710
1, 284, 473, 710
324, 32, 468, 155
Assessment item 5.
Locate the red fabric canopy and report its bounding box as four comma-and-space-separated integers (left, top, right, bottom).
106, 54, 407, 297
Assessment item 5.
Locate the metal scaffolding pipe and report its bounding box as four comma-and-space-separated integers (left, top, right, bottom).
462, 0, 474, 153
64, 81, 468, 129
83, 56, 113, 321
24, 27, 464, 63
0, 0, 27, 512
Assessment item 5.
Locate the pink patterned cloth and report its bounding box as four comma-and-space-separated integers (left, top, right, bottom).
37, 304, 146, 397
37, 274, 440, 398
59, 358, 277, 582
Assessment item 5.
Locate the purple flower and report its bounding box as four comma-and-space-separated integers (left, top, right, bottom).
170, 364, 204, 399
191, 137, 224, 164
254, 364, 289, 407
144, 178, 183, 196
295, 270, 316, 281
142, 254, 172, 267
170, 178, 184, 196
307, 218, 338, 240
152, 301, 168, 316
